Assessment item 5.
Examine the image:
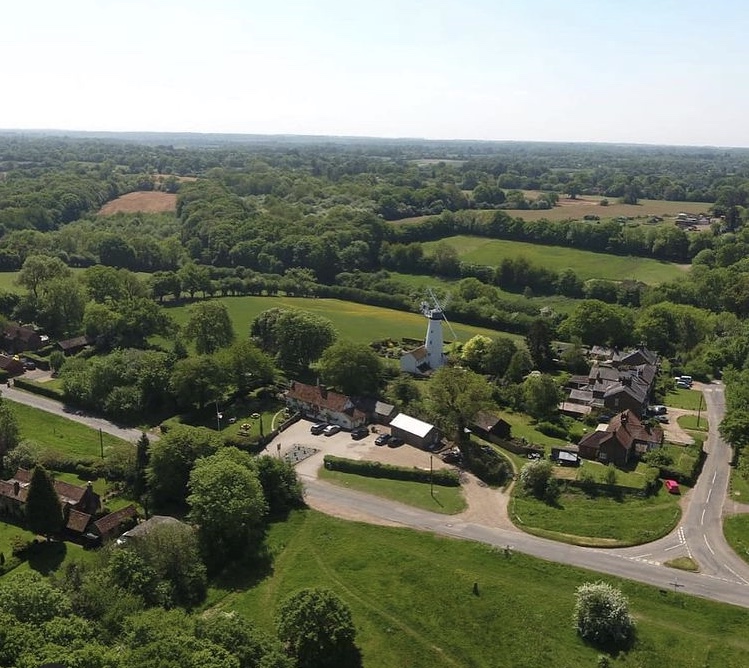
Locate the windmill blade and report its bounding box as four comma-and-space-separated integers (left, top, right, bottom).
441, 291, 453, 310
443, 312, 459, 342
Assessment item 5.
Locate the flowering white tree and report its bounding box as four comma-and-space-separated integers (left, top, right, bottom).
574, 581, 635, 648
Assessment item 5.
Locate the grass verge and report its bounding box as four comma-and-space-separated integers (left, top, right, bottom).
510, 487, 681, 547
677, 414, 708, 432
664, 557, 699, 572
318, 467, 466, 515
665, 388, 703, 411
724, 515, 749, 566
211, 509, 749, 667
8, 400, 130, 459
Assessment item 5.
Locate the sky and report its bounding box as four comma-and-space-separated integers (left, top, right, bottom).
3, 0, 749, 146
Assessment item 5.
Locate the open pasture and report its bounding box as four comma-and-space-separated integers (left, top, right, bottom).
166, 295, 510, 343
423, 235, 687, 284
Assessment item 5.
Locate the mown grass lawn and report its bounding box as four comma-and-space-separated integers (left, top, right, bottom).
729, 466, 749, 503
164, 295, 508, 345
677, 414, 708, 432
211, 509, 749, 668
575, 460, 651, 489
665, 388, 703, 411
510, 487, 681, 547
422, 235, 687, 284
318, 467, 466, 515
8, 400, 130, 459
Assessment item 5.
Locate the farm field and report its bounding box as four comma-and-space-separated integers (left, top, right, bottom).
165, 295, 511, 344
212, 509, 749, 667
510, 487, 681, 547
395, 197, 711, 225
97, 191, 177, 215
7, 400, 130, 460
318, 467, 466, 514
423, 235, 688, 284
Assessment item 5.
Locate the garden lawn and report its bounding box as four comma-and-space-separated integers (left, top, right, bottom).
164, 296, 508, 345
677, 414, 708, 432
510, 487, 681, 547
318, 467, 466, 515
212, 509, 749, 668
8, 400, 130, 459
422, 235, 687, 284
500, 412, 569, 448
665, 388, 703, 411
52, 472, 141, 513
660, 443, 701, 479
724, 515, 749, 567
575, 460, 651, 489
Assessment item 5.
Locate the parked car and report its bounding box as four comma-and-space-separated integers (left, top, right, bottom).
375, 433, 391, 446
675, 381, 691, 389
323, 424, 341, 436
649, 405, 667, 415
442, 449, 462, 464
655, 415, 669, 424
351, 425, 369, 440
22, 359, 36, 370
387, 436, 404, 447
310, 423, 328, 435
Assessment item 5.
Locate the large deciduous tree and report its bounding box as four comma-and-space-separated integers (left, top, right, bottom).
522, 374, 561, 421
25, 466, 63, 539
146, 426, 221, 509
0, 394, 19, 469
215, 339, 275, 394
251, 308, 336, 374
16, 254, 70, 300
315, 340, 384, 396
558, 300, 635, 348
184, 301, 235, 355
425, 366, 492, 442
525, 318, 555, 371
276, 588, 358, 668
188, 448, 268, 567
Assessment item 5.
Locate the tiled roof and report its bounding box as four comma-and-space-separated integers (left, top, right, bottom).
94, 504, 138, 537
66, 509, 92, 534
286, 381, 366, 420
473, 410, 509, 432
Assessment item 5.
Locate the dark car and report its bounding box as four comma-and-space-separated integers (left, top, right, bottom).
310, 423, 328, 435
655, 415, 669, 424
442, 450, 462, 464
375, 434, 391, 446
351, 426, 369, 440
387, 436, 404, 448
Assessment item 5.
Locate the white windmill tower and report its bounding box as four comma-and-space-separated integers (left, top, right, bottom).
420, 288, 458, 371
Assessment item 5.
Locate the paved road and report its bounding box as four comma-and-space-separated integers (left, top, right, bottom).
301, 382, 749, 609
1, 384, 147, 443
11, 379, 749, 608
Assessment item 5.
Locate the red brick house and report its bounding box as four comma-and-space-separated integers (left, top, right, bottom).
577, 410, 663, 467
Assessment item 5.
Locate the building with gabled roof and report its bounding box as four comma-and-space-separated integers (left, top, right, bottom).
285, 381, 367, 429
389, 413, 440, 449
577, 410, 663, 467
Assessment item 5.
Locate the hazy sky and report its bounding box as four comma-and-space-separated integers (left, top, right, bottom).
3, 0, 748, 146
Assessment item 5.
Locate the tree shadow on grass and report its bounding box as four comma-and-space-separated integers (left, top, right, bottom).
26, 540, 67, 575
211, 545, 274, 592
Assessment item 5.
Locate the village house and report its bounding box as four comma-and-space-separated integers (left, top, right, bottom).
89, 504, 138, 544
0, 354, 25, 377
577, 410, 664, 467
2, 323, 44, 355
285, 381, 367, 430
56, 334, 93, 356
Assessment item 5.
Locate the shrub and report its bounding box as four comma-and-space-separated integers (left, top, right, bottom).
323, 456, 460, 487
574, 581, 635, 649
519, 460, 554, 500
537, 421, 569, 439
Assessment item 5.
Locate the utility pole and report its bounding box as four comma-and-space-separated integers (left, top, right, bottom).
430, 454, 434, 498
697, 393, 703, 428
99, 428, 104, 459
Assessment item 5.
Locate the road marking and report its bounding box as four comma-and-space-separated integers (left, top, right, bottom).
712, 471, 717, 484
664, 544, 683, 552
632, 553, 652, 559
706, 488, 712, 504
701, 508, 706, 525
704, 535, 715, 555
726, 565, 749, 585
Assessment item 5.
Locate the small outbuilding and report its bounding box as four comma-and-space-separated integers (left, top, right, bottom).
389, 413, 440, 450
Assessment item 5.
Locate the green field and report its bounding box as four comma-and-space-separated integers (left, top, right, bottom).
422, 235, 688, 284
510, 488, 681, 547
211, 509, 749, 667
165, 295, 510, 344
665, 388, 704, 411
319, 467, 466, 514
8, 400, 130, 459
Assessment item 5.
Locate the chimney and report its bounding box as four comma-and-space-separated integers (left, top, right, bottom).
12, 481, 19, 496
621, 412, 628, 425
